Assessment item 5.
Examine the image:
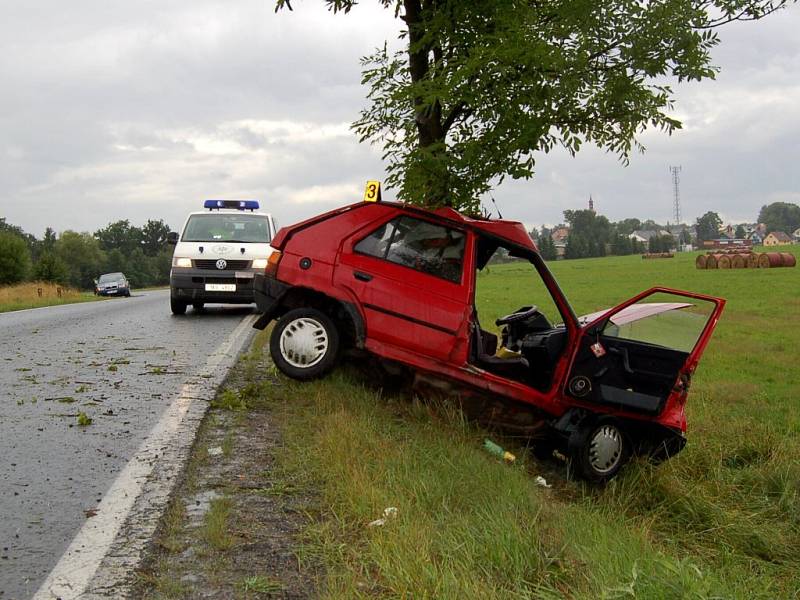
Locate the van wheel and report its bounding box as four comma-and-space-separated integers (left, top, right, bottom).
270, 308, 339, 381
568, 417, 628, 483
170, 297, 187, 315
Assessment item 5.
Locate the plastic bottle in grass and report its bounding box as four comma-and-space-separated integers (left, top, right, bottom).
483, 439, 516, 463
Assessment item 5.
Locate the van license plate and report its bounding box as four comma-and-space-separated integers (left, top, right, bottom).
205, 283, 236, 292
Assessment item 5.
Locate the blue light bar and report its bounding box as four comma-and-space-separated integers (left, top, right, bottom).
204, 200, 260, 210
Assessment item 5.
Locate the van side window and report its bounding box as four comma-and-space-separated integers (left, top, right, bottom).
355, 216, 465, 283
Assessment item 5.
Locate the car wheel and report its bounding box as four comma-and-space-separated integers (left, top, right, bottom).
192, 302, 204, 311
170, 297, 187, 315
568, 417, 628, 483
270, 308, 339, 381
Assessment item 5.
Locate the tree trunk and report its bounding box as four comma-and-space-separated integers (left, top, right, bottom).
403, 0, 450, 207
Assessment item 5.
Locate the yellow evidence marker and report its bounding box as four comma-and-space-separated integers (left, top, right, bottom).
363, 180, 382, 202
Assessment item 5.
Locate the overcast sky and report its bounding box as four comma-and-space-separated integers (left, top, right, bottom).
2, 1, 799, 236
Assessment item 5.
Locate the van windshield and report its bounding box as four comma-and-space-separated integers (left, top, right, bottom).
182, 214, 271, 243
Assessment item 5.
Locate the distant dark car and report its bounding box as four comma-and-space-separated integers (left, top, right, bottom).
95, 272, 131, 297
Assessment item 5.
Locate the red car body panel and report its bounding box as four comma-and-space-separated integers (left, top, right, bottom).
259, 200, 725, 442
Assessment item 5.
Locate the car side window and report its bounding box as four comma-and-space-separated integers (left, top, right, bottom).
355, 216, 465, 283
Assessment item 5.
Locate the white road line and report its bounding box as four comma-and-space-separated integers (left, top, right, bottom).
33, 313, 257, 600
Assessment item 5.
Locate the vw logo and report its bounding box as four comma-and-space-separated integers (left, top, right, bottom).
215, 259, 227, 270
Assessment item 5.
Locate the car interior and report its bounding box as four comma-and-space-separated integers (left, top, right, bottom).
568, 329, 689, 414
470, 238, 568, 392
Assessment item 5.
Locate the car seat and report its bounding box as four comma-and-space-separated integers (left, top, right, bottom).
471, 315, 530, 379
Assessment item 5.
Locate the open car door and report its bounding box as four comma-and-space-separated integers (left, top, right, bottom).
566, 287, 725, 418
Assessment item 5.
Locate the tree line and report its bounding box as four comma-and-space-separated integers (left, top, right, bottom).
530, 201, 799, 261
0, 217, 173, 289
531, 211, 666, 261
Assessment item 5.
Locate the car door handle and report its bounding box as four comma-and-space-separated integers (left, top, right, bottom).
608, 346, 634, 374
354, 271, 373, 282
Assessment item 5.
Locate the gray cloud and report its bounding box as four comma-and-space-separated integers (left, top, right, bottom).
1, 1, 798, 237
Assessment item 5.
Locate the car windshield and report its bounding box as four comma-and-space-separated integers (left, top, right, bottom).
182, 214, 271, 243
601, 294, 716, 353
98, 273, 123, 283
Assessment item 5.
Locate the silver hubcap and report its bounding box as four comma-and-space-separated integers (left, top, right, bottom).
279, 317, 329, 369
588, 424, 623, 474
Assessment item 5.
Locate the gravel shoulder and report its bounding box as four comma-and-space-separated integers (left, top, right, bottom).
135, 333, 320, 599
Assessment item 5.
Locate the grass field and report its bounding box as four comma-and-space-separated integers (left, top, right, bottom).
196, 246, 800, 598
0, 281, 101, 313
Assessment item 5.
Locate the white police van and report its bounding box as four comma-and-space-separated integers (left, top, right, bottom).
168, 200, 277, 315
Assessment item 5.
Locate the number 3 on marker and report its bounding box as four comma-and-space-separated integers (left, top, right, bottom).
363, 180, 381, 202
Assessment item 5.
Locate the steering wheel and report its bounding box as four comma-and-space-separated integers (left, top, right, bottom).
495, 305, 539, 326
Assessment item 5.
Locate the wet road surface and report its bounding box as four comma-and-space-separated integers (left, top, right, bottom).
0, 290, 254, 599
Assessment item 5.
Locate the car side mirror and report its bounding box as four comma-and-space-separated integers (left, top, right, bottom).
167, 232, 179, 245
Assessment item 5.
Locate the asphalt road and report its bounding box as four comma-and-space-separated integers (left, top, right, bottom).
0, 290, 255, 600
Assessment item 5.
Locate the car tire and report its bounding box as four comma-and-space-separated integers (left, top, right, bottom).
270, 308, 339, 381
170, 297, 187, 315
568, 417, 628, 483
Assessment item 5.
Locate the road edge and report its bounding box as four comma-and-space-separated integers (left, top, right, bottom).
32, 313, 258, 600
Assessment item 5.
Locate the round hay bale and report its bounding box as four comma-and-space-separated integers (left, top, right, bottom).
758, 252, 783, 268
748, 253, 760, 269
731, 254, 747, 269
706, 254, 719, 269
695, 255, 708, 269
779, 252, 796, 267
717, 255, 732, 269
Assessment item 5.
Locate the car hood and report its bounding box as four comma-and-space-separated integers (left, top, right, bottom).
172, 241, 275, 260
578, 302, 693, 327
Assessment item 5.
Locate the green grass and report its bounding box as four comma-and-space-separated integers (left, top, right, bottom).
239, 575, 285, 595
0, 282, 102, 313
248, 246, 800, 598
202, 497, 236, 551
211, 388, 248, 411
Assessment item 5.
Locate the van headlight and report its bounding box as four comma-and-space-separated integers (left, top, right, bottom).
172, 257, 192, 268
251, 258, 269, 269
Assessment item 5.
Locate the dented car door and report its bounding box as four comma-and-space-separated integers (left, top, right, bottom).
566, 288, 725, 424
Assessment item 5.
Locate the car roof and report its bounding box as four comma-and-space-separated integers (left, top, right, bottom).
186, 210, 271, 217
272, 201, 537, 253
411, 204, 536, 252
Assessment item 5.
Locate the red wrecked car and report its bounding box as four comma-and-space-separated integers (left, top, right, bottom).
252, 200, 724, 481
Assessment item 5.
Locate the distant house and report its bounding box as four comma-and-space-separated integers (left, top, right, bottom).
630, 229, 671, 244
550, 227, 570, 244
630, 230, 656, 243
793, 228, 800, 243
546, 227, 569, 259
764, 231, 792, 246
748, 231, 763, 245
718, 225, 735, 239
